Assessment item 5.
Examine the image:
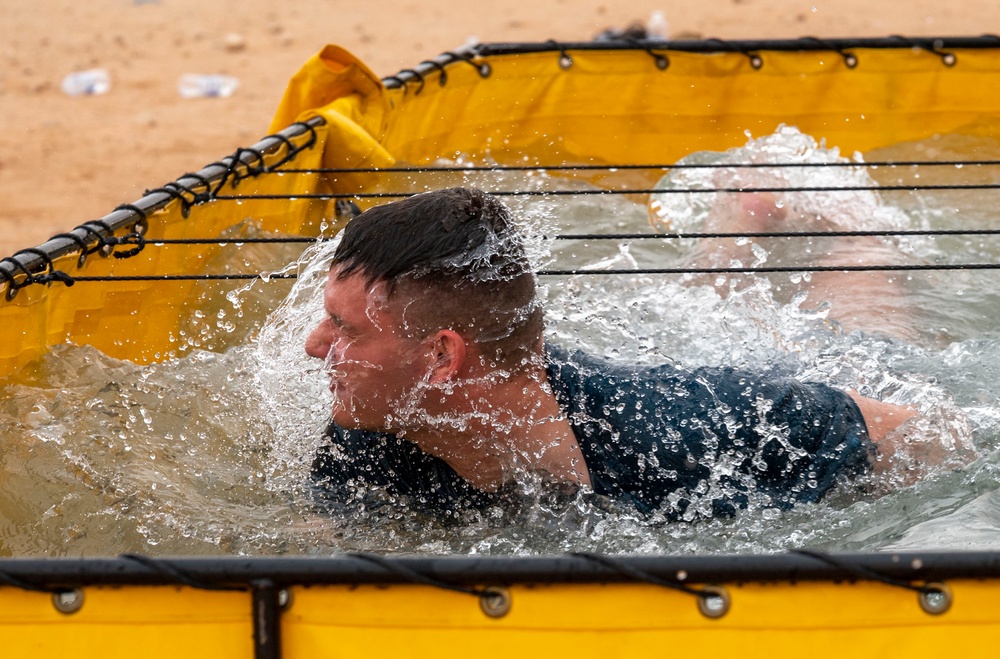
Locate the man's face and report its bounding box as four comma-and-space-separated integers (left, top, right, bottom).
305, 267, 431, 431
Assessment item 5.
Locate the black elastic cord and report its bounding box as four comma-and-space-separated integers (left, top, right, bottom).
110, 233, 147, 259
48, 231, 93, 265
570, 552, 714, 600
419, 59, 448, 86
345, 552, 495, 599
397, 68, 427, 94
799, 36, 857, 67
445, 50, 491, 77
546, 40, 574, 69
791, 549, 940, 595
118, 554, 246, 592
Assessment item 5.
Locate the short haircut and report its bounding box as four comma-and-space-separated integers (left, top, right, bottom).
331, 187, 544, 367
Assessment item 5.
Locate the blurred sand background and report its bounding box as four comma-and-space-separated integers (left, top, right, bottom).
0, 0, 996, 256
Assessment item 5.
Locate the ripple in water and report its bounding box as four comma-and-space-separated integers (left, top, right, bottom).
3, 126, 1000, 556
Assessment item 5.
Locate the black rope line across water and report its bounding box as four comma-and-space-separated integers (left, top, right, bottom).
119, 226, 1000, 248
274, 159, 1000, 174
211, 183, 1000, 202
29, 261, 1000, 287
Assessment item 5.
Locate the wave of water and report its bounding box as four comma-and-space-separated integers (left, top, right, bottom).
3, 127, 1000, 556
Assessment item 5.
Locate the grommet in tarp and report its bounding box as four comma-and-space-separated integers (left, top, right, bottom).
918, 582, 952, 615
931, 39, 957, 66
546, 41, 573, 69
697, 585, 731, 619
479, 586, 511, 618
52, 588, 85, 614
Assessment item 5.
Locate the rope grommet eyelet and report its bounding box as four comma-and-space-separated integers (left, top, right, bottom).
918, 582, 952, 615
52, 588, 85, 615
697, 585, 731, 619
479, 586, 511, 618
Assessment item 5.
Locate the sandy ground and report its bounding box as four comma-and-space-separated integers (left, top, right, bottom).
0, 0, 996, 256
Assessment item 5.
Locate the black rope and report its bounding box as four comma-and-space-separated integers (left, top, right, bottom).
704, 37, 762, 69
226, 147, 269, 187
791, 549, 941, 595
418, 59, 448, 86
24, 261, 1000, 288
61, 226, 1000, 248
395, 68, 427, 94
443, 50, 492, 78
112, 203, 150, 235
260, 135, 296, 171
273, 158, 1000, 174
556, 228, 1000, 240
546, 40, 574, 69
0, 255, 36, 286
144, 183, 196, 217
73, 222, 114, 257
540, 263, 1000, 276
256, 122, 319, 172
1, 249, 76, 297
570, 552, 716, 600
345, 552, 496, 599
47, 231, 93, 266
118, 553, 246, 592
799, 36, 858, 68
887, 34, 957, 66
110, 233, 147, 259
210, 182, 1000, 202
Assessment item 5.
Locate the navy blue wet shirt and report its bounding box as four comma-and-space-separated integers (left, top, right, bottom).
311, 345, 874, 520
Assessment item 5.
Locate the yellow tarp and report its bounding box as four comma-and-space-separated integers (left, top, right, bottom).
4, 579, 999, 658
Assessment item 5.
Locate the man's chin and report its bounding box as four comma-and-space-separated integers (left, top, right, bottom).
331, 404, 386, 433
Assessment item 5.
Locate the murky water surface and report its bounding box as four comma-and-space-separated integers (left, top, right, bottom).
4, 127, 1000, 556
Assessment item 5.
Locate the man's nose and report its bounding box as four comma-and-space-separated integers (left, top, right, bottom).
304, 324, 329, 360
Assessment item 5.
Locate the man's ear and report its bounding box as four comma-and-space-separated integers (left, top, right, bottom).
426, 329, 467, 383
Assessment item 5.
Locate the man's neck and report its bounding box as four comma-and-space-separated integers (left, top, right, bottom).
401, 366, 592, 493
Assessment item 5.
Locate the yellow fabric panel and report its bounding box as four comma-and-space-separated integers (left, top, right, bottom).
374, 47, 1000, 168
7, 579, 994, 658
1, 586, 251, 659
271, 44, 396, 193
284, 579, 1000, 658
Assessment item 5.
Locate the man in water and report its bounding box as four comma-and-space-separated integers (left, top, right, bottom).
305, 187, 913, 519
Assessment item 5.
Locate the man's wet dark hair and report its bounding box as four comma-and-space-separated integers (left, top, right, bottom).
331, 187, 544, 366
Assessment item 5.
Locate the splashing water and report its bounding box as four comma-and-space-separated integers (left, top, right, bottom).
3, 127, 1000, 557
